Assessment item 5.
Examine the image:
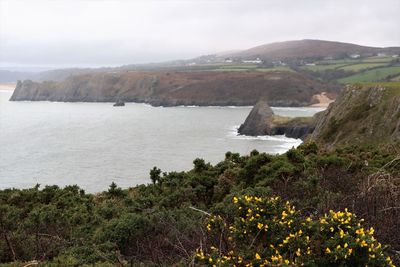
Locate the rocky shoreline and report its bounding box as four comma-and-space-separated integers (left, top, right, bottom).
238, 84, 400, 147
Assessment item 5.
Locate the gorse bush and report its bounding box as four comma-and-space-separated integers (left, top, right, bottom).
196, 195, 395, 267
0, 143, 398, 265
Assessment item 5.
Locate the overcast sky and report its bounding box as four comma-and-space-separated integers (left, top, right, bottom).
0, 0, 399, 68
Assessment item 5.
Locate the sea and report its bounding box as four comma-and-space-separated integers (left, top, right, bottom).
0, 89, 324, 192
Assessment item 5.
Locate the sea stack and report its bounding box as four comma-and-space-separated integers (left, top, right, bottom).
238, 100, 321, 139
238, 100, 274, 136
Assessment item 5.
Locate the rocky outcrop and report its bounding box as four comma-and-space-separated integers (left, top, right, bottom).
10, 71, 339, 107
238, 100, 321, 139
271, 115, 322, 139
113, 100, 125, 107
237, 100, 275, 135
310, 84, 400, 148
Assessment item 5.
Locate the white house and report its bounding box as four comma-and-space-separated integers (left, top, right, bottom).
242, 58, 262, 64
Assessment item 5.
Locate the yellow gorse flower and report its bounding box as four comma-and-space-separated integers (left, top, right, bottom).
196, 196, 394, 267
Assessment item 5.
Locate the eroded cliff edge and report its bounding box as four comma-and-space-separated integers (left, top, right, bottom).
10, 71, 338, 107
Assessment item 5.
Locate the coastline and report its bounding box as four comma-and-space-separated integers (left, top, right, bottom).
0, 83, 16, 91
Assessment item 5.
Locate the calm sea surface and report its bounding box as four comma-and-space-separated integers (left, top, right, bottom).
0, 90, 324, 192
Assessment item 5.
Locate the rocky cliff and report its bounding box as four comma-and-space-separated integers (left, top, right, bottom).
238, 100, 319, 139
10, 71, 339, 107
310, 83, 400, 147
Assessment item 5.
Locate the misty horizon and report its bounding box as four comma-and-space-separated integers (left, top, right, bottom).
1, 38, 400, 71
1, 0, 400, 69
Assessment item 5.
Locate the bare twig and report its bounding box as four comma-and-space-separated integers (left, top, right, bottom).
379, 207, 400, 212
189, 206, 211, 216
22, 260, 39, 267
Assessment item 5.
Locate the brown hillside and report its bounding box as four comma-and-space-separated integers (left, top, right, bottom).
228, 39, 400, 60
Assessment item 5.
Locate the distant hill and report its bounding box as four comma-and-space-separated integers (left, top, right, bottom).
2, 39, 399, 83
225, 39, 400, 61
0, 70, 37, 83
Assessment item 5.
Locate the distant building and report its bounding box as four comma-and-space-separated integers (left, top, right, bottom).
377, 53, 386, 57
324, 56, 333, 60
224, 58, 233, 63
350, 54, 360, 59
305, 63, 316, 66
392, 55, 399, 58
242, 58, 262, 64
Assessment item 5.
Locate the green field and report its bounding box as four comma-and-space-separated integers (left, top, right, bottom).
356, 81, 400, 88
338, 66, 400, 83
360, 56, 395, 63
256, 66, 294, 72
213, 68, 250, 72
213, 65, 294, 72
317, 59, 359, 64
338, 63, 387, 72
300, 63, 348, 72
302, 57, 393, 73
218, 64, 258, 69
316, 56, 394, 64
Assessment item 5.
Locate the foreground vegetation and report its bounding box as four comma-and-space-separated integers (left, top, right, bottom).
0, 143, 399, 266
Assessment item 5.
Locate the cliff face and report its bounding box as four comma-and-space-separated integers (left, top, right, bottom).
10, 71, 339, 107
310, 83, 400, 147
238, 100, 319, 139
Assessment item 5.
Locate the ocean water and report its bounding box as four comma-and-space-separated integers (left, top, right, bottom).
0, 90, 324, 192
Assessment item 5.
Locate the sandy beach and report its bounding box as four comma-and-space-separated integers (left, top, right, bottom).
309, 92, 335, 108
0, 83, 16, 91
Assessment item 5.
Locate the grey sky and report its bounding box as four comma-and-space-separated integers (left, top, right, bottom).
0, 0, 399, 68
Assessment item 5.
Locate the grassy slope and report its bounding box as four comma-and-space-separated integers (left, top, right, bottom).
311, 82, 400, 146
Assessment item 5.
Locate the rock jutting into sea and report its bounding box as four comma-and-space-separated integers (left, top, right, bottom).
238, 100, 322, 140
